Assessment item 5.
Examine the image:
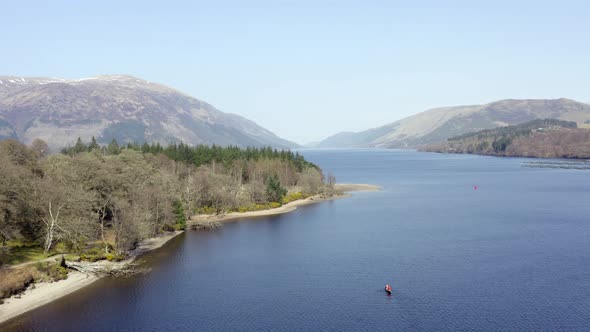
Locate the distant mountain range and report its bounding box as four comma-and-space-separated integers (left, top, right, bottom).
0, 75, 297, 150
314, 98, 590, 148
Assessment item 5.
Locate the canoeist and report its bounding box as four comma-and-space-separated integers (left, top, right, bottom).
385, 284, 392, 294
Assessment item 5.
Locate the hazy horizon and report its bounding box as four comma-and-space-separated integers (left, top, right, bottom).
2, 0, 590, 144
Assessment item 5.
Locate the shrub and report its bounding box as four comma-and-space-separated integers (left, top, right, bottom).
282, 192, 306, 204
80, 254, 99, 262
34, 261, 68, 282
196, 206, 216, 215
104, 253, 125, 262
48, 264, 68, 281
80, 250, 125, 262
162, 223, 176, 232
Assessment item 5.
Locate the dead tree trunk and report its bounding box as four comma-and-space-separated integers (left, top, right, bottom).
43, 200, 66, 254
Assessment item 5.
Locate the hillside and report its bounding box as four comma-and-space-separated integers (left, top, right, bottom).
315, 99, 590, 148
0, 75, 297, 150
422, 119, 590, 159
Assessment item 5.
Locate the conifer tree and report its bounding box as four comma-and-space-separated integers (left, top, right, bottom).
88, 136, 100, 151
73, 137, 87, 154
265, 174, 287, 203
107, 138, 121, 155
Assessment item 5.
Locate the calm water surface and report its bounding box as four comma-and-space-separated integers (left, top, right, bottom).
4, 150, 590, 331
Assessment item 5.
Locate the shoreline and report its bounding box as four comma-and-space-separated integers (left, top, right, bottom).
421, 149, 590, 161
189, 183, 380, 225
334, 183, 382, 192
0, 183, 379, 325
0, 231, 183, 325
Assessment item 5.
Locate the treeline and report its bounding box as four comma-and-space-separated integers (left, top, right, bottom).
1, 139, 328, 264
423, 119, 590, 158
62, 137, 316, 171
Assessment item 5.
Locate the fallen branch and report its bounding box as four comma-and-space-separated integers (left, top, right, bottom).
191, 220, 221, 231
65, 259, 149, 277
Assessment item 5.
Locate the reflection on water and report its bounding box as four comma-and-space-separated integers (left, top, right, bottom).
3, 150, 590, 331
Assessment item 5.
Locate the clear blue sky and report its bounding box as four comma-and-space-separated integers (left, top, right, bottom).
2, 0, 590, 144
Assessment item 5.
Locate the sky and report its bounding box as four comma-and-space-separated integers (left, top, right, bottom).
2, 0, 590, 144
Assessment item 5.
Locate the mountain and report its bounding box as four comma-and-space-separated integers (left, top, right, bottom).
316, 98, 590, 148
422, 119, 590, 159
0, 75, 297, 150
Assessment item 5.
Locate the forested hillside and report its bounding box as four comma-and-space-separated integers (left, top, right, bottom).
0, 139, 328, 267
423, 119, 590, 159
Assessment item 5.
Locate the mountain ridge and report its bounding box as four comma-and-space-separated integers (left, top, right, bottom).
0, 75, 297, 150
315, 98, 590, 148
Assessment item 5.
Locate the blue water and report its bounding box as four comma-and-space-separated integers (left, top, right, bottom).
4, 150, 590, 331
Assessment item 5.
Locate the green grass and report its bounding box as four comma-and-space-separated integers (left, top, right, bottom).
63, 254, 81, 262
1, 241, 69, 266
3, 245, 49, 265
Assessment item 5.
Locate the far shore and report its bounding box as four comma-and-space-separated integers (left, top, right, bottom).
0, 231, 183, 325
0, 183, 379, 326
189, 183, 381, 225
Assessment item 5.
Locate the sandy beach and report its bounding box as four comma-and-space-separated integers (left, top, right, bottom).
0, 231, 183, 325
0, 271, 99, 324
190, 183, 380, 225
129, 231, 184, 257
334, 183, 382, 192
